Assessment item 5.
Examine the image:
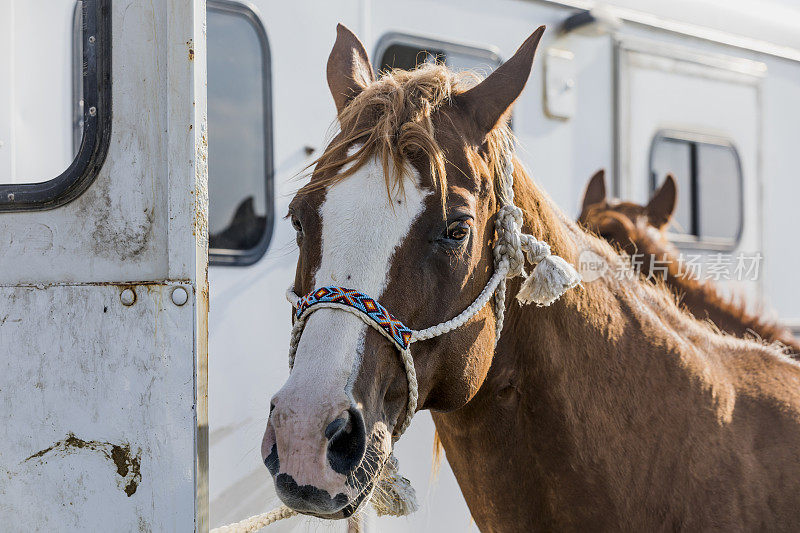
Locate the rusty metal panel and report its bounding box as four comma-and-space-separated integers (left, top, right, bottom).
0, 282, 197, 531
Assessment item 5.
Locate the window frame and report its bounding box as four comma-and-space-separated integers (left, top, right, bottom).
648, 129, 744, 251
0, 0, 111, 212
373, 32, 502, 77
72, 1, 85, 156
207, 0, 274, 267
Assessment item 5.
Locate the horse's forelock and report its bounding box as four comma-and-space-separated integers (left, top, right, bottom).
301, 63, 513, 209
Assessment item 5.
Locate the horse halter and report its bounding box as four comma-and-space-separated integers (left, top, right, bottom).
283, 136, 581, 515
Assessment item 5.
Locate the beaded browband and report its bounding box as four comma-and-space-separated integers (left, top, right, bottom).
295, 286, 413, 350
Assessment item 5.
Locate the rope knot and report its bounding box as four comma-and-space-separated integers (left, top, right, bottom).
492, 135, 581, 309
521, 235, 551, 264
494, 204, 526, 277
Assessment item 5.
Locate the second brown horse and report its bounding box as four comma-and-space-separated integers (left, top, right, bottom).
579, 169, 800, 354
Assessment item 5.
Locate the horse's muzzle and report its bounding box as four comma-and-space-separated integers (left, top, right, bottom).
262, 399, 368, 516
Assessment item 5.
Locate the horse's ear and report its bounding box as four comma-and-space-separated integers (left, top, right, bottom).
581, 169, 607, 212
646, 174, 677, 228
456, 26, 545, 138
327, 24, 375, 117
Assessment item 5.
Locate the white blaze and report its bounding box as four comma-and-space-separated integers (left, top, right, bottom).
286, 153, 429, 419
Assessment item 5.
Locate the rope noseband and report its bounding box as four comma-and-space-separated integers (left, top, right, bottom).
289, 286, 418, 436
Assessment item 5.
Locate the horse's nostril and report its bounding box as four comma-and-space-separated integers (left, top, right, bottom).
325, 417, 346, 440
325, 411, 350, 440
264, 442, 279, 475
326, 407, 366, 475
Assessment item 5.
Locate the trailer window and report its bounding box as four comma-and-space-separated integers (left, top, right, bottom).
376, 34, 501, 77
207, 1, 273, 266
0, 0, 110, 211
379, 44, 446, 71
650, 132, 742, 246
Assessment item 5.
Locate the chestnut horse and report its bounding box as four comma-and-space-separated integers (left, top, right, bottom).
261, 25, 800, 531
579, 169, 800, 355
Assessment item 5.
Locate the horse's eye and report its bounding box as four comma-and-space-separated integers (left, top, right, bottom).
291, 215, 303, 235
445, 220, 470, 242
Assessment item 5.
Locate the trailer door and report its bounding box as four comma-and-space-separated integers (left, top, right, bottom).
0, 0, 208, 530
617, 38, 765, 301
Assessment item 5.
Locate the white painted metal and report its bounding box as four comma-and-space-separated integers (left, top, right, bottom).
0, 0, 208, 531
545, 48, 577, 120
533, 0, 800, 62
760, 58, 800, 330
0, 283, 197, 530
617, 39, 763, 300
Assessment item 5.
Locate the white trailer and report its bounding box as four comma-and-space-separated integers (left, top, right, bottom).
1, 0, 799, 531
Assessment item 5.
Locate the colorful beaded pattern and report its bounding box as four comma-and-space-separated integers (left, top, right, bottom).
296, 286, 413, 350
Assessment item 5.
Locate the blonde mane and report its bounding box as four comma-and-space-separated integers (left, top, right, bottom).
305, 63, 513, 206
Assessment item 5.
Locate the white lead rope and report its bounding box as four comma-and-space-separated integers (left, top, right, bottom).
211, 507, 298, 533
212, 137, 580, 533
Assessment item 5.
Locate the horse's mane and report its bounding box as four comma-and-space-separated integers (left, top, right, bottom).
620, 214, 800, 357
305, 63, 512, 207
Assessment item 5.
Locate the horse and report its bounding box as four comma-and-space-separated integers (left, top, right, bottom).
260, 24, 800, 531
578, 169, 800, 356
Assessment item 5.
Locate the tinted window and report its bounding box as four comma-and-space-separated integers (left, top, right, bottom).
651, 138, 692, 233
650, 133, 742, 244
697, 143, 740, 241
207, 2, 273, 265
379, 44, 445, 72
377, 36, 501, 76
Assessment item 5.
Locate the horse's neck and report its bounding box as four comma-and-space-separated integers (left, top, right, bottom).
632, 228, 797, 348
433, 270, 721, 529
432, 178, 739, 529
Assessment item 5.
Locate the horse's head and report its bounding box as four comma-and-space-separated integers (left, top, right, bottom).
261, 24, 546, 518
578, 169, 677, 256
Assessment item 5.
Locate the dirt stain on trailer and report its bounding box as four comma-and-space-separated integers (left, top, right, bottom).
85, 176, 155, 261
24, 433, 142, 497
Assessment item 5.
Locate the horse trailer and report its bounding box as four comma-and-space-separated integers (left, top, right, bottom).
1, 0, 799, 530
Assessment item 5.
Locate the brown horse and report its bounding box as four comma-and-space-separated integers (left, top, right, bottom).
579, 169, 800, 355
261, 24, 800, 531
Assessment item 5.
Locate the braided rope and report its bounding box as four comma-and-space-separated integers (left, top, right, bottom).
410, 265, 508, 342
210, 505, 297, 533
